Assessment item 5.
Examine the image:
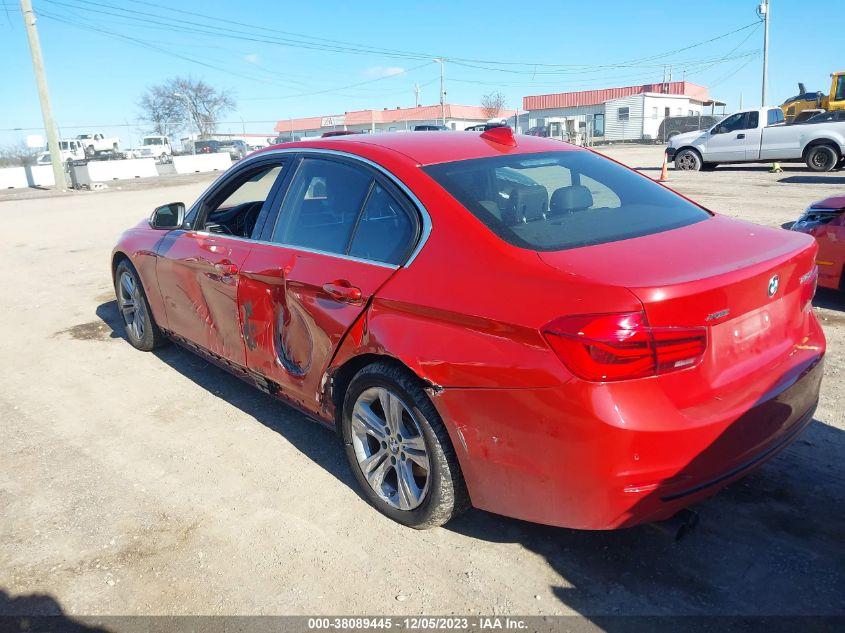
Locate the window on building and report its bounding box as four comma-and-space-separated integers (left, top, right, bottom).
593, 114, 605, 136
652, 107, 658, 119
618, 107, 629, 122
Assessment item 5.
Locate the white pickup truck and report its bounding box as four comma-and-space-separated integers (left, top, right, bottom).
76, 132, 120, 156
123, 135, 173, 163
667, 106, 845, 172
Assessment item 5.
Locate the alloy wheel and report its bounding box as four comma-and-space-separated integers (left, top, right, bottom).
350, 386, 431, 511
118, 271, 146, 341
677, 152, 697, 170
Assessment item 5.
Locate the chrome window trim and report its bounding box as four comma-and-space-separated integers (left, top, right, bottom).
188, 230, 399, 270
186, 147, 432, 270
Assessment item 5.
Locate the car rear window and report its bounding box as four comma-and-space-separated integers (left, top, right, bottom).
423, 150, 710, 251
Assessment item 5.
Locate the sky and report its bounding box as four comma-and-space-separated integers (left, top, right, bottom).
1, 0, 843, 147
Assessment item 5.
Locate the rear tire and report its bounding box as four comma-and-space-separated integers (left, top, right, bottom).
806, 145, 839, 172
114, 260, 167, 351
341, 362, 469, 529
674, 148, 702, 171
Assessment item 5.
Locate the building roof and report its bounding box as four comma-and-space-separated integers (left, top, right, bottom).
523, 81, 710, 111
275, 104, 517, 133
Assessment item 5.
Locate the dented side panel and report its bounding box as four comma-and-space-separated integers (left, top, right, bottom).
154, 231, 253, 365
238, 242, 398, 415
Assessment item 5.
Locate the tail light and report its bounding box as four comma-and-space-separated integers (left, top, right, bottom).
542, 311, 707, 382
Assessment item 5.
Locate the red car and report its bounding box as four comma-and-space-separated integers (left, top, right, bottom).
111, 128, 825, 530
791, 195, 845, 291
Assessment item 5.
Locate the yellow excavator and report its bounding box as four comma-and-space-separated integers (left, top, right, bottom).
781, 72, 845, 122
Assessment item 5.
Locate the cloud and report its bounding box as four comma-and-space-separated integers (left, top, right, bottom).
363, 66, 405, 78
244, 54, 260, 64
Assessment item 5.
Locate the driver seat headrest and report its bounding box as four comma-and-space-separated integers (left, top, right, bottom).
550, 185, 593, 215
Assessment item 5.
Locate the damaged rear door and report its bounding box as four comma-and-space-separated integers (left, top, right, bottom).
238, 153, 421, 414
155, 157, 290, 365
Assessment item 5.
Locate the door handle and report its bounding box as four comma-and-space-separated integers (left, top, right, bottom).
736, 133, 746, 139
322, 280, 362, 303
214, 260, 239, 276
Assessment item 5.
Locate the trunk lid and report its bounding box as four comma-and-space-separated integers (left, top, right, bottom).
538, 215, 818, 395
538, 216, 815, 327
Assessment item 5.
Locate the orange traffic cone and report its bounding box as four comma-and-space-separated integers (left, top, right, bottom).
659, 153, 669, 182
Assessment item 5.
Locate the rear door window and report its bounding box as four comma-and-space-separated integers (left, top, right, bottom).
269, 157, 419, 264
424, 151, 710, 251
271, 158, 370, 254
767, 109, 785, 125
349, 183, 418, 265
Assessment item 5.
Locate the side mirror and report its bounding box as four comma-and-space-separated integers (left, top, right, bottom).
150, 202, 185, 229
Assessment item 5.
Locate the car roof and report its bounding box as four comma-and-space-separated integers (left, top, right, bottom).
260, 131, 580, 166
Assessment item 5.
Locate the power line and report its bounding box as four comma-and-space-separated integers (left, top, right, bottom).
42, 0, 765, 73
240, 62, 436, 100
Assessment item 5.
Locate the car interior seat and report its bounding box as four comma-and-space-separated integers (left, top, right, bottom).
549, 185, 594, 216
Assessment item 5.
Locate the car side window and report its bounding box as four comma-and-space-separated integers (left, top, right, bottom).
767, 109, 784, 125
198, 162, 285, 238
715, 112, 744, 133
271, 158, 371, 255
349, 183, 417, 265
745, 111, 759, 129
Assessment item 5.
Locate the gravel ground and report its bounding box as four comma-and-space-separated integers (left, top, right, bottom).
0, 144, 842, 622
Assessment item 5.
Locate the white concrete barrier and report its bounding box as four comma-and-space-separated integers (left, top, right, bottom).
25, 165, 56, 187
74, 159, 158, 186
172, 152, 232, 174
0, 167, 28, 189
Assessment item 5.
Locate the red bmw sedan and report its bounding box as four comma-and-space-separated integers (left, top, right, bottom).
111, 128, 825, 530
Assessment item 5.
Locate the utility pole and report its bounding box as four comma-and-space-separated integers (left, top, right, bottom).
414, 83, 420, 108
20, 0, 65, 190
760, 0, 770, 105
436, 58, 446, 125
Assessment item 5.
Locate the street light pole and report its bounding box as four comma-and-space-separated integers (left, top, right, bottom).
760, 0, 770, 106
20, 0, 65, 190
436, 58, 446, 125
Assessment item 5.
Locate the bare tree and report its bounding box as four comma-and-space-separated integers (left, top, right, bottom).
138, 85, 186, 136
138, 77, 235, 138
481, 91, 506, 119
167, 77, 234, 138
0, 142, 39, 167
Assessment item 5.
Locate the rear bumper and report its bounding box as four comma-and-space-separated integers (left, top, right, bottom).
433, 346, 824, 530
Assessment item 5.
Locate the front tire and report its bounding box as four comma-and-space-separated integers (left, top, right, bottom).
341, 362, 469, 529
806, 145, 839, 172
114, 260, 166, 351
674, 148, 702, 171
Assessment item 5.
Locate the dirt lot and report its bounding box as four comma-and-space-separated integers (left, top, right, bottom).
0, 145, 843, 621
